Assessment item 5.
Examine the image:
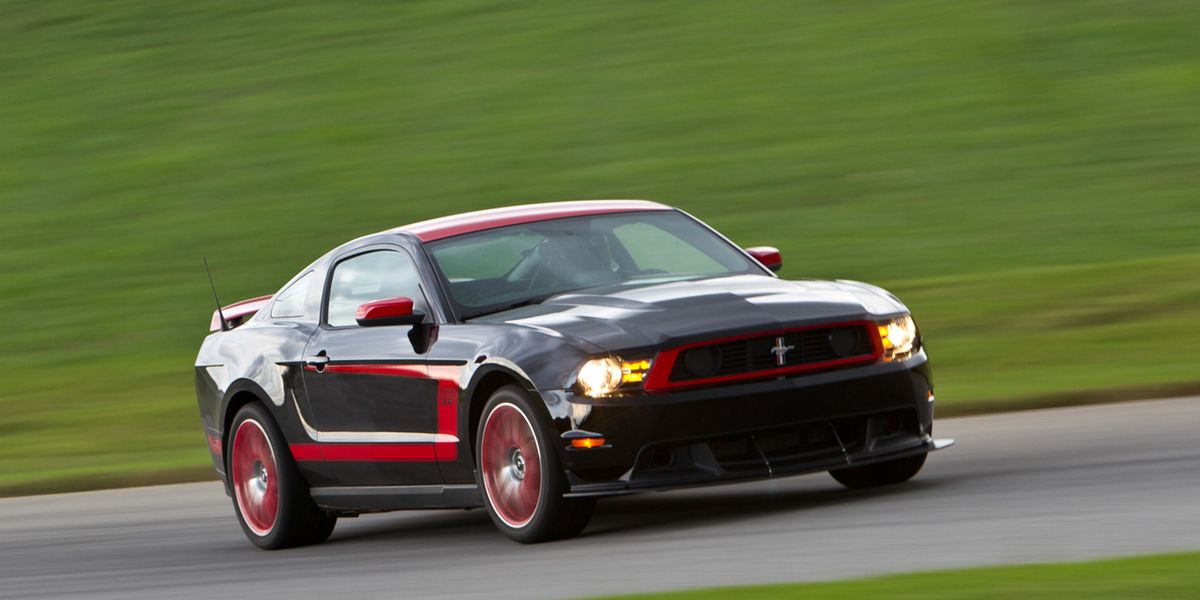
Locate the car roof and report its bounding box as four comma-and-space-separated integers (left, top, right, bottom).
390, 199, 673, 242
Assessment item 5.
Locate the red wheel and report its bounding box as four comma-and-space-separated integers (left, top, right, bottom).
476, 386, 595, 543
226, 403, 337, 549
481, 402, 542, 528
231, 419, 280, 536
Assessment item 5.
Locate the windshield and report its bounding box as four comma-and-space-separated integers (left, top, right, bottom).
426, 210, 765, 319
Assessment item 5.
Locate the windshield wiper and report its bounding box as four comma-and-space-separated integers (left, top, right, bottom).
463, 295, 556, 320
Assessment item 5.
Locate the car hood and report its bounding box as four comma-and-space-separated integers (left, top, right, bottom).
474, 274, 908, 353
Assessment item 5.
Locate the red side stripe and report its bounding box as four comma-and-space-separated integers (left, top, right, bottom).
435, 380, 459, 461
289, 443, 323, 461
303, 364, 426, 377
435, 442, 458, 460
320, 443, 437, 462
293, 363, 464, 463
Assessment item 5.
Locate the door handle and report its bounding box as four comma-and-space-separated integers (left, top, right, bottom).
304, 351, 329, 371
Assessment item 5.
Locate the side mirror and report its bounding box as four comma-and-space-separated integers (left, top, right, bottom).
356, 296, 425, 327
745, 246, 782, 272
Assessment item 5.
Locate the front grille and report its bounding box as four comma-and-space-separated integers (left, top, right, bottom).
668, 324, 874, 383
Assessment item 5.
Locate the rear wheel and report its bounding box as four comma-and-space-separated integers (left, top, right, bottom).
476, 386, 594, 543
829, 452, 927, 489
228, 403, 336, 549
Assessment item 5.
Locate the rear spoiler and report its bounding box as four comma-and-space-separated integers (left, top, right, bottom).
210, 295, 272, 332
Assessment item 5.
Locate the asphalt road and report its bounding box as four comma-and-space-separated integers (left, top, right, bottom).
2, 397, 1198, 599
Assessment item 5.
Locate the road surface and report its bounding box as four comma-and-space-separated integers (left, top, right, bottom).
2, 397, 1198, 599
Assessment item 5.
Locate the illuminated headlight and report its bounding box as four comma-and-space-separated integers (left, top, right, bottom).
878, 315, 919, 361
576, 358, 623, 396
575, 357, 653, 397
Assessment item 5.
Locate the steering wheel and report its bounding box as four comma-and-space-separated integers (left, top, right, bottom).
525, 239, 568, 291
503, 239, 559, 291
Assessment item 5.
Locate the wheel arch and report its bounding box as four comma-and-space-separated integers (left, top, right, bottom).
219, 379, 275, 490
464, 365, 540, 464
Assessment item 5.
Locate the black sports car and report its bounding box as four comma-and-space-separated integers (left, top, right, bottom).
195, 200, 952, 548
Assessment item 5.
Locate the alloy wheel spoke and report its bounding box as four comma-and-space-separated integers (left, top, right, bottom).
232, 420, 279, 536
482, 404, 541, 527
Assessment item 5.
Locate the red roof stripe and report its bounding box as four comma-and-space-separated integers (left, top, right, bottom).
395, 200, 672, 242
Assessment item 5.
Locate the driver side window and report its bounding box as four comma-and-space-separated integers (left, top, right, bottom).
326, 250, 428, 327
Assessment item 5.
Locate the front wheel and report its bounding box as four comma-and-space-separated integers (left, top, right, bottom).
476, 386, 594, 543
829, 452, 927, 490
228, 403, 337, 549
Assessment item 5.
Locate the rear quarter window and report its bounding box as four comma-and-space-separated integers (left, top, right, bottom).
270, 271, 313, 318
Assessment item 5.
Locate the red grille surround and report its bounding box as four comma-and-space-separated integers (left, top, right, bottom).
642, 320, 883, 392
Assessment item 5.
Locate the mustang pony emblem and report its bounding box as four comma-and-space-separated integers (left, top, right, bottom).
770, 336, 795, 366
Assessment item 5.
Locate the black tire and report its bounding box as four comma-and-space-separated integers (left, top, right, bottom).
829, 452, 928, 490
227, 403, 337, 549
475, 385, 595, 543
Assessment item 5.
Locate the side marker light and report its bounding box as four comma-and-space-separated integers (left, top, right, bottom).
570, 437, 606, 449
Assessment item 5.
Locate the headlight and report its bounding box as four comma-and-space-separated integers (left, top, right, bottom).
576, 358, 623, 396
878, 315, 918, 361
575, 357, 653, 397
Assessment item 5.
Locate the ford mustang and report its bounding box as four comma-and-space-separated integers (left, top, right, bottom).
194, 200, 953, 548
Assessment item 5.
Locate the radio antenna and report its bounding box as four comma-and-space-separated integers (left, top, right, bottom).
204, 258, 230, 331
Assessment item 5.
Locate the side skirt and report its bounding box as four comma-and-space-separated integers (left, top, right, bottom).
310, 484, 483, 511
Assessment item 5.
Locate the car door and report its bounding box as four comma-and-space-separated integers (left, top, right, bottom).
299, 246, 445, 486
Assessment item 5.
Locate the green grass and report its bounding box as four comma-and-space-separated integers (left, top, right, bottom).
591, 552, 1200, 599
1, 0, 1199, 494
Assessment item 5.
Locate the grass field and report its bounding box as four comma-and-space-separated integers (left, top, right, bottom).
593, 552, 1200, 599
1, 1, 1198, 494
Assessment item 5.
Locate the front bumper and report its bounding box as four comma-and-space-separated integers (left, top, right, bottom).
549, 357, 943, 496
